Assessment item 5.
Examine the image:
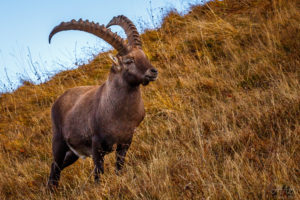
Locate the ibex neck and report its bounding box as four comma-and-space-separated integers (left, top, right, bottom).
102, 73, 142, 109
96, 73, 144, 126
107, 73, 140, 94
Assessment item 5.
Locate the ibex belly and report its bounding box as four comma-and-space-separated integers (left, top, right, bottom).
65, 134, 93, 159
64, 120, 138, 158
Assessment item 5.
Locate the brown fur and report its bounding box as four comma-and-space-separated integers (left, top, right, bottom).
48, 27, 158, 188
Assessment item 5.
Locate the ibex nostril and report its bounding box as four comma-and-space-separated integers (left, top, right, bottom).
150, 68, 158, 74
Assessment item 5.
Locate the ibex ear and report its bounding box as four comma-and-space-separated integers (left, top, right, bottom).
109, 53, 119, 65
109, 53, 121, 72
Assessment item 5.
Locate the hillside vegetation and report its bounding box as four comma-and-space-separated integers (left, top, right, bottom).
0, 0, 299, 199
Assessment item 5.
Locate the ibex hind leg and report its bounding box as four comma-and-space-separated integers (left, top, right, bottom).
48, 133, 69, 189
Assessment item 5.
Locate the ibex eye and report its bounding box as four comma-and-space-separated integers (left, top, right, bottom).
124, 58, 134, 64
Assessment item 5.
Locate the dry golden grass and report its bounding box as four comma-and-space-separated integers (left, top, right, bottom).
0, 0, 299, 199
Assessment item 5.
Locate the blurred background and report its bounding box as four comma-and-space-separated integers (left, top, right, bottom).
0, 0, 202, 92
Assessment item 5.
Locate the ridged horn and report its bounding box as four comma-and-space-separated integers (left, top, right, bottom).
49, 19, 128, 55
106, 15, 142, 48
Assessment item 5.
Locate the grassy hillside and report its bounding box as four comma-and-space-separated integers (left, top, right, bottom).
0, 0, 299, 199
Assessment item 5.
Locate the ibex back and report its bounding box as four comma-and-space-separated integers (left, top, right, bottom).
47, 15, 158, 189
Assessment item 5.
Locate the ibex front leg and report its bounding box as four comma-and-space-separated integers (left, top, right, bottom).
92, 135, 105, 183
115, 138, 132, 174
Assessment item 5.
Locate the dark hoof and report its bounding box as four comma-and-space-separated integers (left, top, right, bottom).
94, 177, 100, 184
115, 169, 123, 176
47, 181, 59, 192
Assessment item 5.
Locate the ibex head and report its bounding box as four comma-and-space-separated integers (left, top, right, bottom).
49, 15, 158, 86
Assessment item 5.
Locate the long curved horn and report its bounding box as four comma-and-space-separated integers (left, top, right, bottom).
106, 15, 142, 48
49, 19, 128, 55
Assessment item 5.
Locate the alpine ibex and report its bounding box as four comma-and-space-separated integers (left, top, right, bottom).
47, 15, 158, 188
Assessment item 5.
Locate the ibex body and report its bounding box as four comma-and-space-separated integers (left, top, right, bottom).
47, 16, 158, 188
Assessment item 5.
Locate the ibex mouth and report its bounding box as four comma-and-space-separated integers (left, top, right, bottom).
145, 75, 158, 81
142, 75, 157, 86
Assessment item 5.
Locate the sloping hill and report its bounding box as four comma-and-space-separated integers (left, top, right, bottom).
0, 0, 299, 199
